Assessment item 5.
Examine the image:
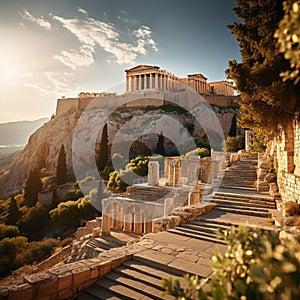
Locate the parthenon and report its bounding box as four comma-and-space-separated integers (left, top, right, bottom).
125, 64, 234, 96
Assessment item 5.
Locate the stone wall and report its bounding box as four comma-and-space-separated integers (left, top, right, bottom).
271, 114, 300, 203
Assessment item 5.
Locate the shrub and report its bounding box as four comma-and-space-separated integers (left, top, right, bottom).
184, 148, 210, 159
225, 135, 245, 152
0, 224, 20, 240
59, 237, 73, 248
284, 201, 300, 216
162, 226, 300, 300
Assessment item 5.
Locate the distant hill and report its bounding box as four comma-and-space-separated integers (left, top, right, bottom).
0, 118, 49, 146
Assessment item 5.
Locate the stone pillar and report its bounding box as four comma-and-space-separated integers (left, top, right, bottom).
148, 161, 160, 186
245, 130, 252, 151
134, 211, 143, 234
101, 214, 111, 235
160, 74, 163, 90
138, 75, 142, 90
164, 198, 174, 217
149, 73, 152, 89
144, 221, 152, 233
124, 212, 133, 232
155, 73, 158, 89
144, 74, 147, 90
126, 76, 129, 92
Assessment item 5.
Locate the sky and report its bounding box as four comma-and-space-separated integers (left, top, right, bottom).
0, 0, 240, 123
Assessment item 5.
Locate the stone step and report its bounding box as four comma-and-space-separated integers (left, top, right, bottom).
208, 198, 276, 209
80, 283, 126, 300
180, 221, 229, 233
214, 192, 274, 202
217, 205, 271, 218
96, 277, 154, 299
219, 185, 256, 190
168, 228, 226, 244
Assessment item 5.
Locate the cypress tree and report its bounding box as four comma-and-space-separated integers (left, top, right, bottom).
228, 115, 237, 137
227, 0, 300, 135
96, 123, 109, 172
156, 132, 165, 156
24, 168, 43, 207
56, 144, 67, 185
6, 196, 21, 225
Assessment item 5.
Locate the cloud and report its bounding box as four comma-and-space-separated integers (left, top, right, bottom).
54, 45, 95, 69
22, 10, 52, 30
24, 72, 78, 95
52, 15, 158, 67
78, 7, 88, 15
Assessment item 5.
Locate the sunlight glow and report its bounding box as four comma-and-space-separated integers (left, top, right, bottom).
0, 47, 23, 81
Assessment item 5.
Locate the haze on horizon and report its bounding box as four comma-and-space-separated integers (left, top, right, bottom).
0, 0, 240, 123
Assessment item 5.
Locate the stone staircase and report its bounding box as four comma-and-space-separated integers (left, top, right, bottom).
204, 191, 276, 218
220, 154, 258, 189
78, 258, 180, 300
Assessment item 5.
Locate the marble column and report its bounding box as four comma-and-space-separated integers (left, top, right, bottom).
138, 75, 142, 90
155, 73, 158, 89
149, 73, 152, 89
144, 74, 147, 89
126, 76, 129, 92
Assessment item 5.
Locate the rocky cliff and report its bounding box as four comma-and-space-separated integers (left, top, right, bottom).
0, 105, 238, 198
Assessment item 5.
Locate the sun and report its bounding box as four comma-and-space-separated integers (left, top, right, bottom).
0, 47, 22, 81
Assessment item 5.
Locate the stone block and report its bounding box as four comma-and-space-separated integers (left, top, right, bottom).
37, 278, 58, 298
58, 272, 72, 291
7, 284, 33, 300
98, 260, 112, 277
24, 272, 51, 285
72, 266, 90, 286
58, 288, 73, 300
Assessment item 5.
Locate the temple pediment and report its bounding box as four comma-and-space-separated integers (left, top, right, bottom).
187, 73, 207, 80
125, 65, 160, 73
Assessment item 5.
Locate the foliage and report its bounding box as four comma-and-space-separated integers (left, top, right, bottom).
156, 132, 165, 156
96, 123, 109, 172
227, 0, 300, 135
0, 236, 59, 277
184, 148, 210, 159
107, 156, 150, 192
162, 226, 300, 300
40, 168, 52, 179
63, 189, 84, 201
24, 168, 43, 207
228, 114, 237, 137
0, 224, 20, 240
0, 236, 28, 276
249, 130, 268, 152
59, 237, 73, 248
275, 1, 300, 83
49, 196, 97, 226
56, 144, 67, 185
17, 203, 50, 235
284, 201, 300, 216
225, 136, 245, 152
6, 196, 21, 225
179, 138, 211, 155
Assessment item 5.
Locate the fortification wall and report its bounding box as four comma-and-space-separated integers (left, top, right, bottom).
55, 91, 239, 117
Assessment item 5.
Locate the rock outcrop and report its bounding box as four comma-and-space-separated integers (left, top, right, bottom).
0, 105, 239, 198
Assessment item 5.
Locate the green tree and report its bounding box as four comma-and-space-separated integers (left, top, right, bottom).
24, 168, 43, 207
225, 136, 245, 152
156, 132, 165, 156
0, 224, 20, 240
6, 196, 21, 225
227, 0, 300, 136
96, 123, 109, 172
228, 114, 237, 137
275, 1, 300, 83
56, 144, 67, 185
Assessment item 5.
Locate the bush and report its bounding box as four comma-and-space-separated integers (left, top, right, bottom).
59, 237, 73, 248
184, 148, 210, 159
63, 189, 84, 201
225, 135, 245, 152
17, 203, 51, 235
162, 226, 300, 300
0, 224, 20, 240
284, 201, 300, 216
